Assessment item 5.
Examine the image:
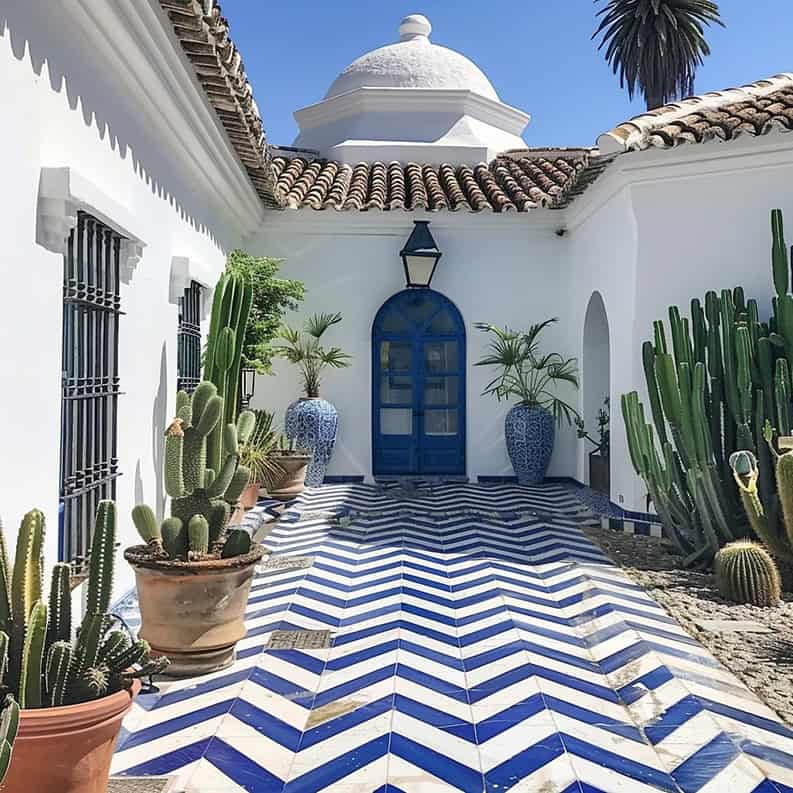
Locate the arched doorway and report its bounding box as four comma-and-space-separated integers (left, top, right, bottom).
583, 291, 610, 493
372, 290, 466, 476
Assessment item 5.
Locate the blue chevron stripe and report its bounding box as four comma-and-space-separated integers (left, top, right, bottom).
112, 483, 793, 792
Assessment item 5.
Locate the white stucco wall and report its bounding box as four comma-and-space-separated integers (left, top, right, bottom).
249, 211, 581, 482
566, 131, 793, 513
0, 3, 261, 598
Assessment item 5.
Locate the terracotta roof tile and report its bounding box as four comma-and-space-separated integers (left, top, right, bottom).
599, 73, 793, 154
269, 151, 593, 213
159, 0, 277, 205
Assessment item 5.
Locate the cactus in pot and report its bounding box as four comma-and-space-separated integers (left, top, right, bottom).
131, 381, 255, 561
0, 501, 165, 789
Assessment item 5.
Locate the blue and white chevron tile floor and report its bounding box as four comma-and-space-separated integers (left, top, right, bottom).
111, 483, 793, 792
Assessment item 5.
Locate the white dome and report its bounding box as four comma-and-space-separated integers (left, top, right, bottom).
324, 14, 500, 101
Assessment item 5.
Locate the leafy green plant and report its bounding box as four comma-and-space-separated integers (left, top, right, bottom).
226, 252, 305, 374
593, 0, 724, 110
0, 501, 165, 781
474, 318, 579, 425
131, 381, 255, 561
576, 396, 610, 457
275, 313, 352, 398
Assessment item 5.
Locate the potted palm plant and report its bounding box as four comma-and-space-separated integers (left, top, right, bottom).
275, 313, 352, 486
576, 396, 610, 494
0, 501, 164, 793
475, 318, 579, 484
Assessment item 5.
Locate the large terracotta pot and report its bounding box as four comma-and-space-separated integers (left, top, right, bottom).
239, 481, 261, 510
124, 545, 265, 677
2, 680, 140, 793
268, 453, 311, 501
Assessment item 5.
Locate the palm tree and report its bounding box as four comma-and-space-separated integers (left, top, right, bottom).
593, 0, 724, 111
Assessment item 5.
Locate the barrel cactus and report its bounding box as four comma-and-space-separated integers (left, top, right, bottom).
131, 380, 255, 561
715, 540, 781, 606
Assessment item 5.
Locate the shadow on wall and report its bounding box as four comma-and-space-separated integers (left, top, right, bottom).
152, 343, 169, 520
0, 5, 232, 250
134, 343, 170, 521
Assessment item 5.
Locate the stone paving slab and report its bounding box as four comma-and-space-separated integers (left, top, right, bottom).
111, 483, 793, 792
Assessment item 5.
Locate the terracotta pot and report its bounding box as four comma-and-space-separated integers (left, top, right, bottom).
239, 481, 261, 510
268, 453, 311, 501
124, 545, 265, 677
1, 680, 140, 793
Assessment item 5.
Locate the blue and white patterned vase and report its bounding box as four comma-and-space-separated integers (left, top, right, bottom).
504, 404, 555, 485
285, 397, 338, 486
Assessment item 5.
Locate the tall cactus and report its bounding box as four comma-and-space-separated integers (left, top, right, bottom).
624, 209, 793, 566
132, 381, 257, 561
204, 271, 253, 473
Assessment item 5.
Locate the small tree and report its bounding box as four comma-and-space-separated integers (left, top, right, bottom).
225, 251, 305, 374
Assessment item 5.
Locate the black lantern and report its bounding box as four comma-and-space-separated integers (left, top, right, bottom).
240, 367, 256, 408
400, 220, 442, 288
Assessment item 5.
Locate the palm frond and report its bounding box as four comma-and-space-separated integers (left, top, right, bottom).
305, 312, 343, 339
593, 0, 723, 109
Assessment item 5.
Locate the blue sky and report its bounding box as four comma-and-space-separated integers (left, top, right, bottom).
221, 0, 792, 149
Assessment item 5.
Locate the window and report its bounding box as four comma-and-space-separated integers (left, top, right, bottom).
59, 211, 123, 565
177, 281, 203, 394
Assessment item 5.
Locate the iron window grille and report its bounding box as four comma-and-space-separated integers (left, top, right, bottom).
59, 211, 123, 566
177, 281, 203, 393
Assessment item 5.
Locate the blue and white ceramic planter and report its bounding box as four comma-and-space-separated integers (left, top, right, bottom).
285, 397, 338, 487
504, 404, 555, 485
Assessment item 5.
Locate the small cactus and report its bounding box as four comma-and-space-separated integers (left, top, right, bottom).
161, 517, 186, 559
221, 529, 252, 559
188, 516, 209, 559
47, 564, 71, 648
132, 505, 164, 555
715, 540, 781, 606
45, 641, 74, 707
0, 695, 19, 782
19, 601, 47, 708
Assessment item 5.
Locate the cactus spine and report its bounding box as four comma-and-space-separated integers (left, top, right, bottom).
623, 209, 793, 566
715, 540, 781, 606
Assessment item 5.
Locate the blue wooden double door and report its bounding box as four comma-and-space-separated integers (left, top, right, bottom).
372, 289, 466, 476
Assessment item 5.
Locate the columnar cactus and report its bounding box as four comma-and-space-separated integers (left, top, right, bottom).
0, 502, 165, 719
623, 209, 793, 566
0, 500, 166, 781
715, 540, 781, 606
203, 271, 253, 474
131, 381, 255, 561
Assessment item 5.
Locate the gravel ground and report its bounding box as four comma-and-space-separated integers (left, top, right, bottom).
582, 524, 793, 726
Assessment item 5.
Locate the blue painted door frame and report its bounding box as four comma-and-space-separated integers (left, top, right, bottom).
372, 289, 466, 476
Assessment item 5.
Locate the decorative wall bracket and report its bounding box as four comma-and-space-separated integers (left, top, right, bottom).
169, 256, 215, 319
36, 167, 147, 283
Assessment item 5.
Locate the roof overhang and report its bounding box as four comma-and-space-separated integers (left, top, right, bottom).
294, 87, 530, 138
